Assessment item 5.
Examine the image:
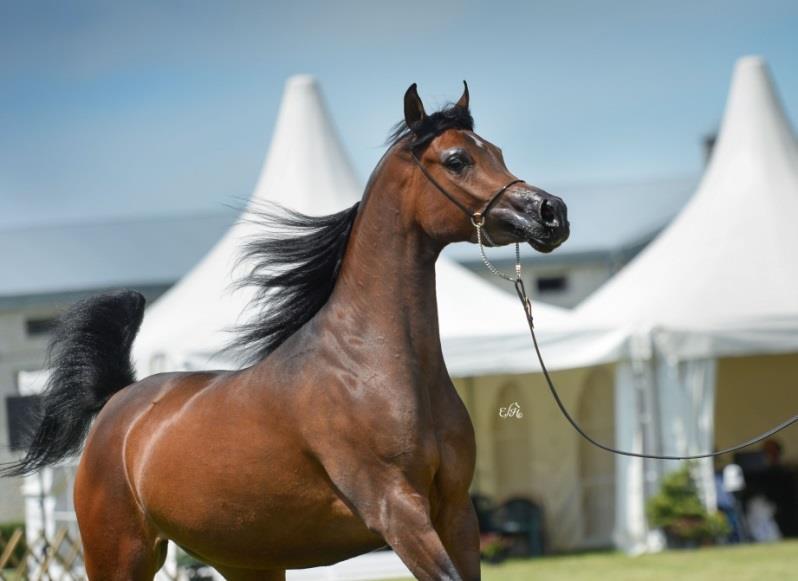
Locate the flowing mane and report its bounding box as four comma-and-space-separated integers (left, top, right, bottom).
231, 103, 473, 365
229, 202, 360, 364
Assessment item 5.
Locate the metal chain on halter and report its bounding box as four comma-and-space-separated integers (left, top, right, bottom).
472, 213, 522, 283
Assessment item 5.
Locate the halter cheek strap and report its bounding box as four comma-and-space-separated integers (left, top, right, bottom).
410, 154, 523, 224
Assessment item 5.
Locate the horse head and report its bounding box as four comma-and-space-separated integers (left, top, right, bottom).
388, 81, 569, 253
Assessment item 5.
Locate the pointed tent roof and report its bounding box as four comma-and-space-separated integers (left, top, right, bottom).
133, 75, 568, 374
573, 56, 798, 359
133, 75, 360, 371
445, 55, 798, 374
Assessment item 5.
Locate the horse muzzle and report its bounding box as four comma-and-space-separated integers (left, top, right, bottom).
491, 187, 570, 253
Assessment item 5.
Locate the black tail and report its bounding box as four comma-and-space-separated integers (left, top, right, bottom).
1, 290, 145, 477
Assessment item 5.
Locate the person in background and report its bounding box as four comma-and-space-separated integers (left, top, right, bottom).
715, 459, 746, 543
761, 439, 798, 537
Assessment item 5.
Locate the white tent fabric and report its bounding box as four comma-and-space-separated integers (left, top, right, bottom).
133, 75, 569, 375
574, 56, 798, 553
577, 55, 798, 350
133, 75, 361, 372
579, 56, 798, 553
452, 56, 798, 374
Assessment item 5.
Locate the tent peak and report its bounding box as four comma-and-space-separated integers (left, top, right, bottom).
735, 54, 765, 69
574, 57, 798, 333
704, 55, 797, 179
285, 74, 318, 89
245, 75, 361, 215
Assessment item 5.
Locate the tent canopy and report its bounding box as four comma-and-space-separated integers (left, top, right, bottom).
133, 75, 361, 371
572, 56, 798, 361
450, 55, 798, 375
133, 75, 568, 375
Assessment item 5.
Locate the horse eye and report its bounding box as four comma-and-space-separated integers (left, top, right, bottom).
444, 154, 470, 173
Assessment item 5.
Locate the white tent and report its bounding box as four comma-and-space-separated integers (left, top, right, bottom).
440, 55, 798, 553
581, 55, 798, 552
454, 55, 798, 365
578, 55, 798, 346
448, 55, 798, 553
563, 55, 798, 552
133, 75, 360, 372
133, 74, 568, 374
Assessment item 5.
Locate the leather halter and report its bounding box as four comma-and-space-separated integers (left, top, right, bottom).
410, 154, 523, 228
411, 151, 798, 461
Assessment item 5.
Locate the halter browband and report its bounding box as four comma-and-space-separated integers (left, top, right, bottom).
411, 152, 798, 461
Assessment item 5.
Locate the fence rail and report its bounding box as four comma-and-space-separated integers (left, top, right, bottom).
0, 526, 84, 581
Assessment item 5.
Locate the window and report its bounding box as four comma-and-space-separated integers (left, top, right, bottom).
536, 275, 568, 293
26, 317, 57, 337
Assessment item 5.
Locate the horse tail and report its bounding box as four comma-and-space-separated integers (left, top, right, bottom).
1, 290, 146, 477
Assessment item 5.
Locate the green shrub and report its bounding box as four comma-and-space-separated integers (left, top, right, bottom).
646, 464, 730, 545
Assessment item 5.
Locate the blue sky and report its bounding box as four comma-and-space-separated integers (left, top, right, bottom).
1, 1, 797, 228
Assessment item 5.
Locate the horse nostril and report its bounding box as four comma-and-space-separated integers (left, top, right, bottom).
540, 199, 559, 228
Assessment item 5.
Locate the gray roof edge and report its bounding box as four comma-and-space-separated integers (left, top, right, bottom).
0, 282, 172, 312
0, 207, 239, 235
453, 228, 661, 269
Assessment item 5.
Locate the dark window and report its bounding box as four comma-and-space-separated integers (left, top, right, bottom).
536, 275, 568, 293
26, 317, 57, 337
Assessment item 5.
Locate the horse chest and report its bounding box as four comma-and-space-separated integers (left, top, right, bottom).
371, 391, 470, 493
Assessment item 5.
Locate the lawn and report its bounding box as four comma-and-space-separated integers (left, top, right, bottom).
391, 540, 798, 581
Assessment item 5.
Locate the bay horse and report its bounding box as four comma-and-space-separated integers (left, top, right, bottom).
3, 83, 568, 580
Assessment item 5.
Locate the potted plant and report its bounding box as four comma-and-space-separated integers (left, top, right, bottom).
480, 533, 509, 563
646, 464, 730, 548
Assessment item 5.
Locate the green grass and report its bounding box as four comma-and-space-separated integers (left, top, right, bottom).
389, 540, 798, 580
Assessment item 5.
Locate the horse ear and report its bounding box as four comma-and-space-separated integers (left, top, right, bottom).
404, 83, 427, 128
456, 80, 469, 110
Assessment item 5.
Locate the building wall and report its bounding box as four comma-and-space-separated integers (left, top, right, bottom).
462, 260, 615, 308
0, 305, 59, 522
526, 262, 615, 308
454, 365, 617, 551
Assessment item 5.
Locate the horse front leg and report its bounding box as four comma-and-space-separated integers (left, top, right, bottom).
434, 492, 481, 580
323, 458, 462, 581
360, 481, 463, 581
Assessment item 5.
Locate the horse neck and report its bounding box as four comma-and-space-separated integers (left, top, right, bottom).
324, 164, 447, 376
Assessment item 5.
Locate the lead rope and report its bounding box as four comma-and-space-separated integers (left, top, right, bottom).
473, 220, 798, 460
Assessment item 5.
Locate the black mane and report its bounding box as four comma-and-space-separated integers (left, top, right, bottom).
387, 103, 474, 150
229, 202, 360, 364
231, 103, 470, 365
